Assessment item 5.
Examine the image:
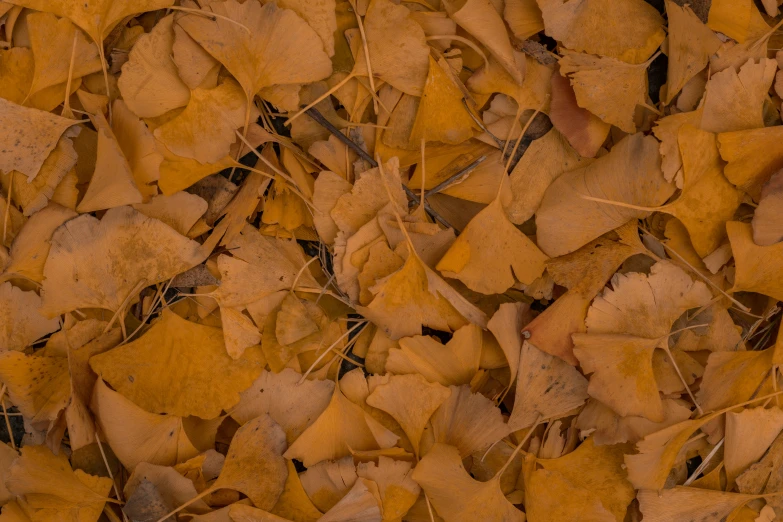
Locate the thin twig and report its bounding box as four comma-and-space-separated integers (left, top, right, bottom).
424, 155, 487, 196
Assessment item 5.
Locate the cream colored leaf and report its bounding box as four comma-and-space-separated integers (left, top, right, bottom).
133, 192, 207, 236
727, 221, 783, 302
637, 487, 761, 522
0, 282, 59, 352
753, 170, 783, 246
0, 351, 69, 425
356, 457, 420, 521
725, 407, 783, 487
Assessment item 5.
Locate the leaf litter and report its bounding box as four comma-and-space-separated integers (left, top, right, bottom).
0, 0, 782, 521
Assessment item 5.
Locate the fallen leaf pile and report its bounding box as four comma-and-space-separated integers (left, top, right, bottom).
2, 0, 783, 520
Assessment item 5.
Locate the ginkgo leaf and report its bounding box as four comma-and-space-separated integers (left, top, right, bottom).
229, 368, 335, 444
90, 309, 263, 418
700, 58, 776, 134
6, 0, 175, 44
91, 379, 205, 469
76, 110, 144, 212
284, 387, 399, 467
663, 0, 721, 104
559, 50, 652, 133
154, 79, 252, 165
0, 351, 69, 426
178, 0, 332, 108
412, 443, 524, 522
356, 457, 420, 521
436, 197, 548, 294
487, 303, 527, 387
125, 462, 210, 516
385, 323, 482, 386
318, 478, 383, 522
442, 0, 523, 83
429, 385, 510, 457
637, 487, 762, 522
658, 125, 743, 257
727, 221, 783, 302
133, 192, 207, 236
271, 460, 323, 521
358, 249, 487, 340
505, 0, 544, 40
509, 341, 588, 430
0, 97, 81, 180
536, 0, 665, 64
6, 445, 112, 521
652, 109, 703, 188
725, 407, 783, 487
534, 438, 634, 521
366, 374, 451, 455
467, 53, 553, 113
0, 282, 59, 352
41, 206, 204, 317
753, 170, 783, 246
549, 70, 611, 158
409, 57, 478, 145
536, 133, 674, 257
313, 170, 353, 244
1, 135, 79, 216
266, 0, 337, 57
573, 261, 712, 421
364, 0, 430, 96
300, 456, 357, 512
718, 126, 783, 200
26, 12, 102, 97
507, 127, 589, 224
117, 14, 190, 118
697, 347, 776, 413
524, 467, 613, 522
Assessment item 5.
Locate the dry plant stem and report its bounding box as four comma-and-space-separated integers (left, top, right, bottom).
290, 253, 320, 294
103, 506, 122, 522
424, 154, 487, 196
501, 104, 524, 159
103, 278, 148, 335
97, 42, 112, 122
166, 5, 252, 30
683, 438, 723, 486
155, 486, 216, 522
298, 320, 367, 383
0, 385, 14, 450
119, 278, 174, 346
462, 98, 504, 147
96, 431, 129, 522
504, 99, 547, 174
61, 33, 79, 117
3, 172, 12, 245
638, 227, 751, 312
494, 415, 543, 479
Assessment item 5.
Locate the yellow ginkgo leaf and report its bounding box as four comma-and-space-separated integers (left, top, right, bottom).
575, 398, 692, 446
409, 57, 478, 145
0, 282, 59, 352
651, 108, 703, 188
753, 170, 783, 246
356, 457, 420, 521
442, 0, 523, 83
6, 445, 112, 522
487, 302, 527, 386
385, 323, 482, 386
41, 206, 204, 317
133, 192, 207, 236
549, 69, 611, 159
2, 204, 76, 283
718, 126, 783, 201
271, 460, 324, 521
535, 438, 634, 521
284, 386, 399, 467
230, 368, 335, 444
573, 261, 712, 421
358, 250, 487, 340
0, 97, 81, 180
364, 0, 430, 96
724, 407, 783, 487
700, 58, 776, 134
637, 487, 763, 522
524, 467, 614, 522
662, 0, 721, 104
299, 456, 357, 512
178, 0, 332, 123
1, 135, 78, 216
312, 170, 352, 244
504, 0, 544, 40
77, 110, 144, 212
90, 309, 263, 418
559, 50, 653, 134
90, 380, 204, 470
266, 0, 337, 57
536, 133, 674, 257
509, 341, 588, 430
108, 99, 163, 200
412, 443, 524, 522
697, 347, 776, 412
727, 221, 783, 301
429, 385, 510, 458
436, 197, 548, 294
707, 0, 768, 43
507, 127, 588, 224
6, 0, 174, 45
154, 79, 253, 165
366, 374, 451, 455
124, 461, 211, 516
536, 0, 665, 64
317, 478, 383, 522
26, 12, 102, 97
658, 125, 743, 257
117, 15, 190, 118
0, 351, 69, 426
467, 53, 553, 113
